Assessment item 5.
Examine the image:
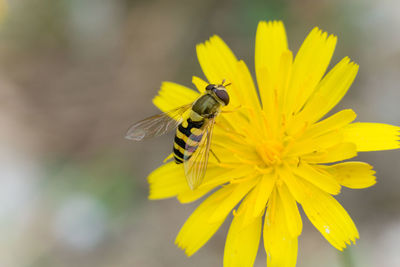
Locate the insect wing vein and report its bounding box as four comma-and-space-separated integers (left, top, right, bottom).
183, 117, 215, 189
125, 104, 192, 141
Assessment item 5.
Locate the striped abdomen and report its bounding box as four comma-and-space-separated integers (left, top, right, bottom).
173, 118, 204, 164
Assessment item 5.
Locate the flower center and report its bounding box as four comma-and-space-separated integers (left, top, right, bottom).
256, 140, 284, 166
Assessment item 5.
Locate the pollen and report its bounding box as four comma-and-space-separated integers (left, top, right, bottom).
256, 140, 284, 166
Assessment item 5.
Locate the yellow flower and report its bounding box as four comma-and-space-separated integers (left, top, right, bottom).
148, 21, 400, 266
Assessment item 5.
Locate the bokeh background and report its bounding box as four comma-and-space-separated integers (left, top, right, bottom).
1, 0, 400, 266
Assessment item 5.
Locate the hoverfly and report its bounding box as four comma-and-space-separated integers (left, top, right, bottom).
126, 81, 230, 190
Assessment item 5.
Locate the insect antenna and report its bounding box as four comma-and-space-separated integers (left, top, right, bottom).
221, 79, 231, 87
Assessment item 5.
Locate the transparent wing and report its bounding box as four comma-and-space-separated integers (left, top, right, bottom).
183, 117, 215, 190
125, 104, 192, 141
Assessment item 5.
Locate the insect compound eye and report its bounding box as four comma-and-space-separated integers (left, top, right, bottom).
205, 84, 215, 91
215, 89, 230, 105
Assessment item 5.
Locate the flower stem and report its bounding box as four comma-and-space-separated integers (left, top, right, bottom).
340, 247, 356, 267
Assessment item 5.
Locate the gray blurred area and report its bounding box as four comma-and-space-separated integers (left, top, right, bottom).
0, 0, 399, 266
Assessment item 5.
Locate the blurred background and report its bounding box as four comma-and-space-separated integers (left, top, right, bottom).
0, 0, 399, 266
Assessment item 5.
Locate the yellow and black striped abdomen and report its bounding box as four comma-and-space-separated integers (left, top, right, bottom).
173, 118, 204, 164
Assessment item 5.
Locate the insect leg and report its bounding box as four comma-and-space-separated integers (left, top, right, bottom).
163, 153, 174, 163
210, 149, 221, 163
220, 105, 242, 113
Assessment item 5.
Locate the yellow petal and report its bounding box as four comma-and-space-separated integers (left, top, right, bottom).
302, 142, 357, 164
276, 51, 294, 110
252, 173, 276, 217
255, 21, 288, 82
278, 165, 304, 202
255, 21, 288, 109
175, 185, 234, 256
254, 22, 292, 138
153, 81, 200, 112
263, 51, 294, 137
284, 27, 337, 115
192, 76, 208, 94
294, 57, 358, 124
295, 179, 359, 251
297, 109, 357, 139
264, 189, 298, 267
177, 167, 255, 203
234, 186, 259, 229
234, 174, 273, 229
288, 128, 344, 157
196, 35, 238, 84
257, 52, 293, 137
343, 122, 400, 151
291, 162, 341, 195
196, 35, 260, 110
323, 162, 376, 189
148, 162, 188, 200
277, 183, 302, 237
177, 186, 214, 204
235, 60, 262, 110
213, 134, 260, 164
224, 200, 262, 267
208, 178, 258, 223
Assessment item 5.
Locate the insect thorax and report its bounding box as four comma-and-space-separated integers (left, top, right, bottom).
192, 94, 220, 118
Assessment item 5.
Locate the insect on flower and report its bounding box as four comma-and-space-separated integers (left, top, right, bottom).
141, 21, 400, 267
126, 80, 231, 189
